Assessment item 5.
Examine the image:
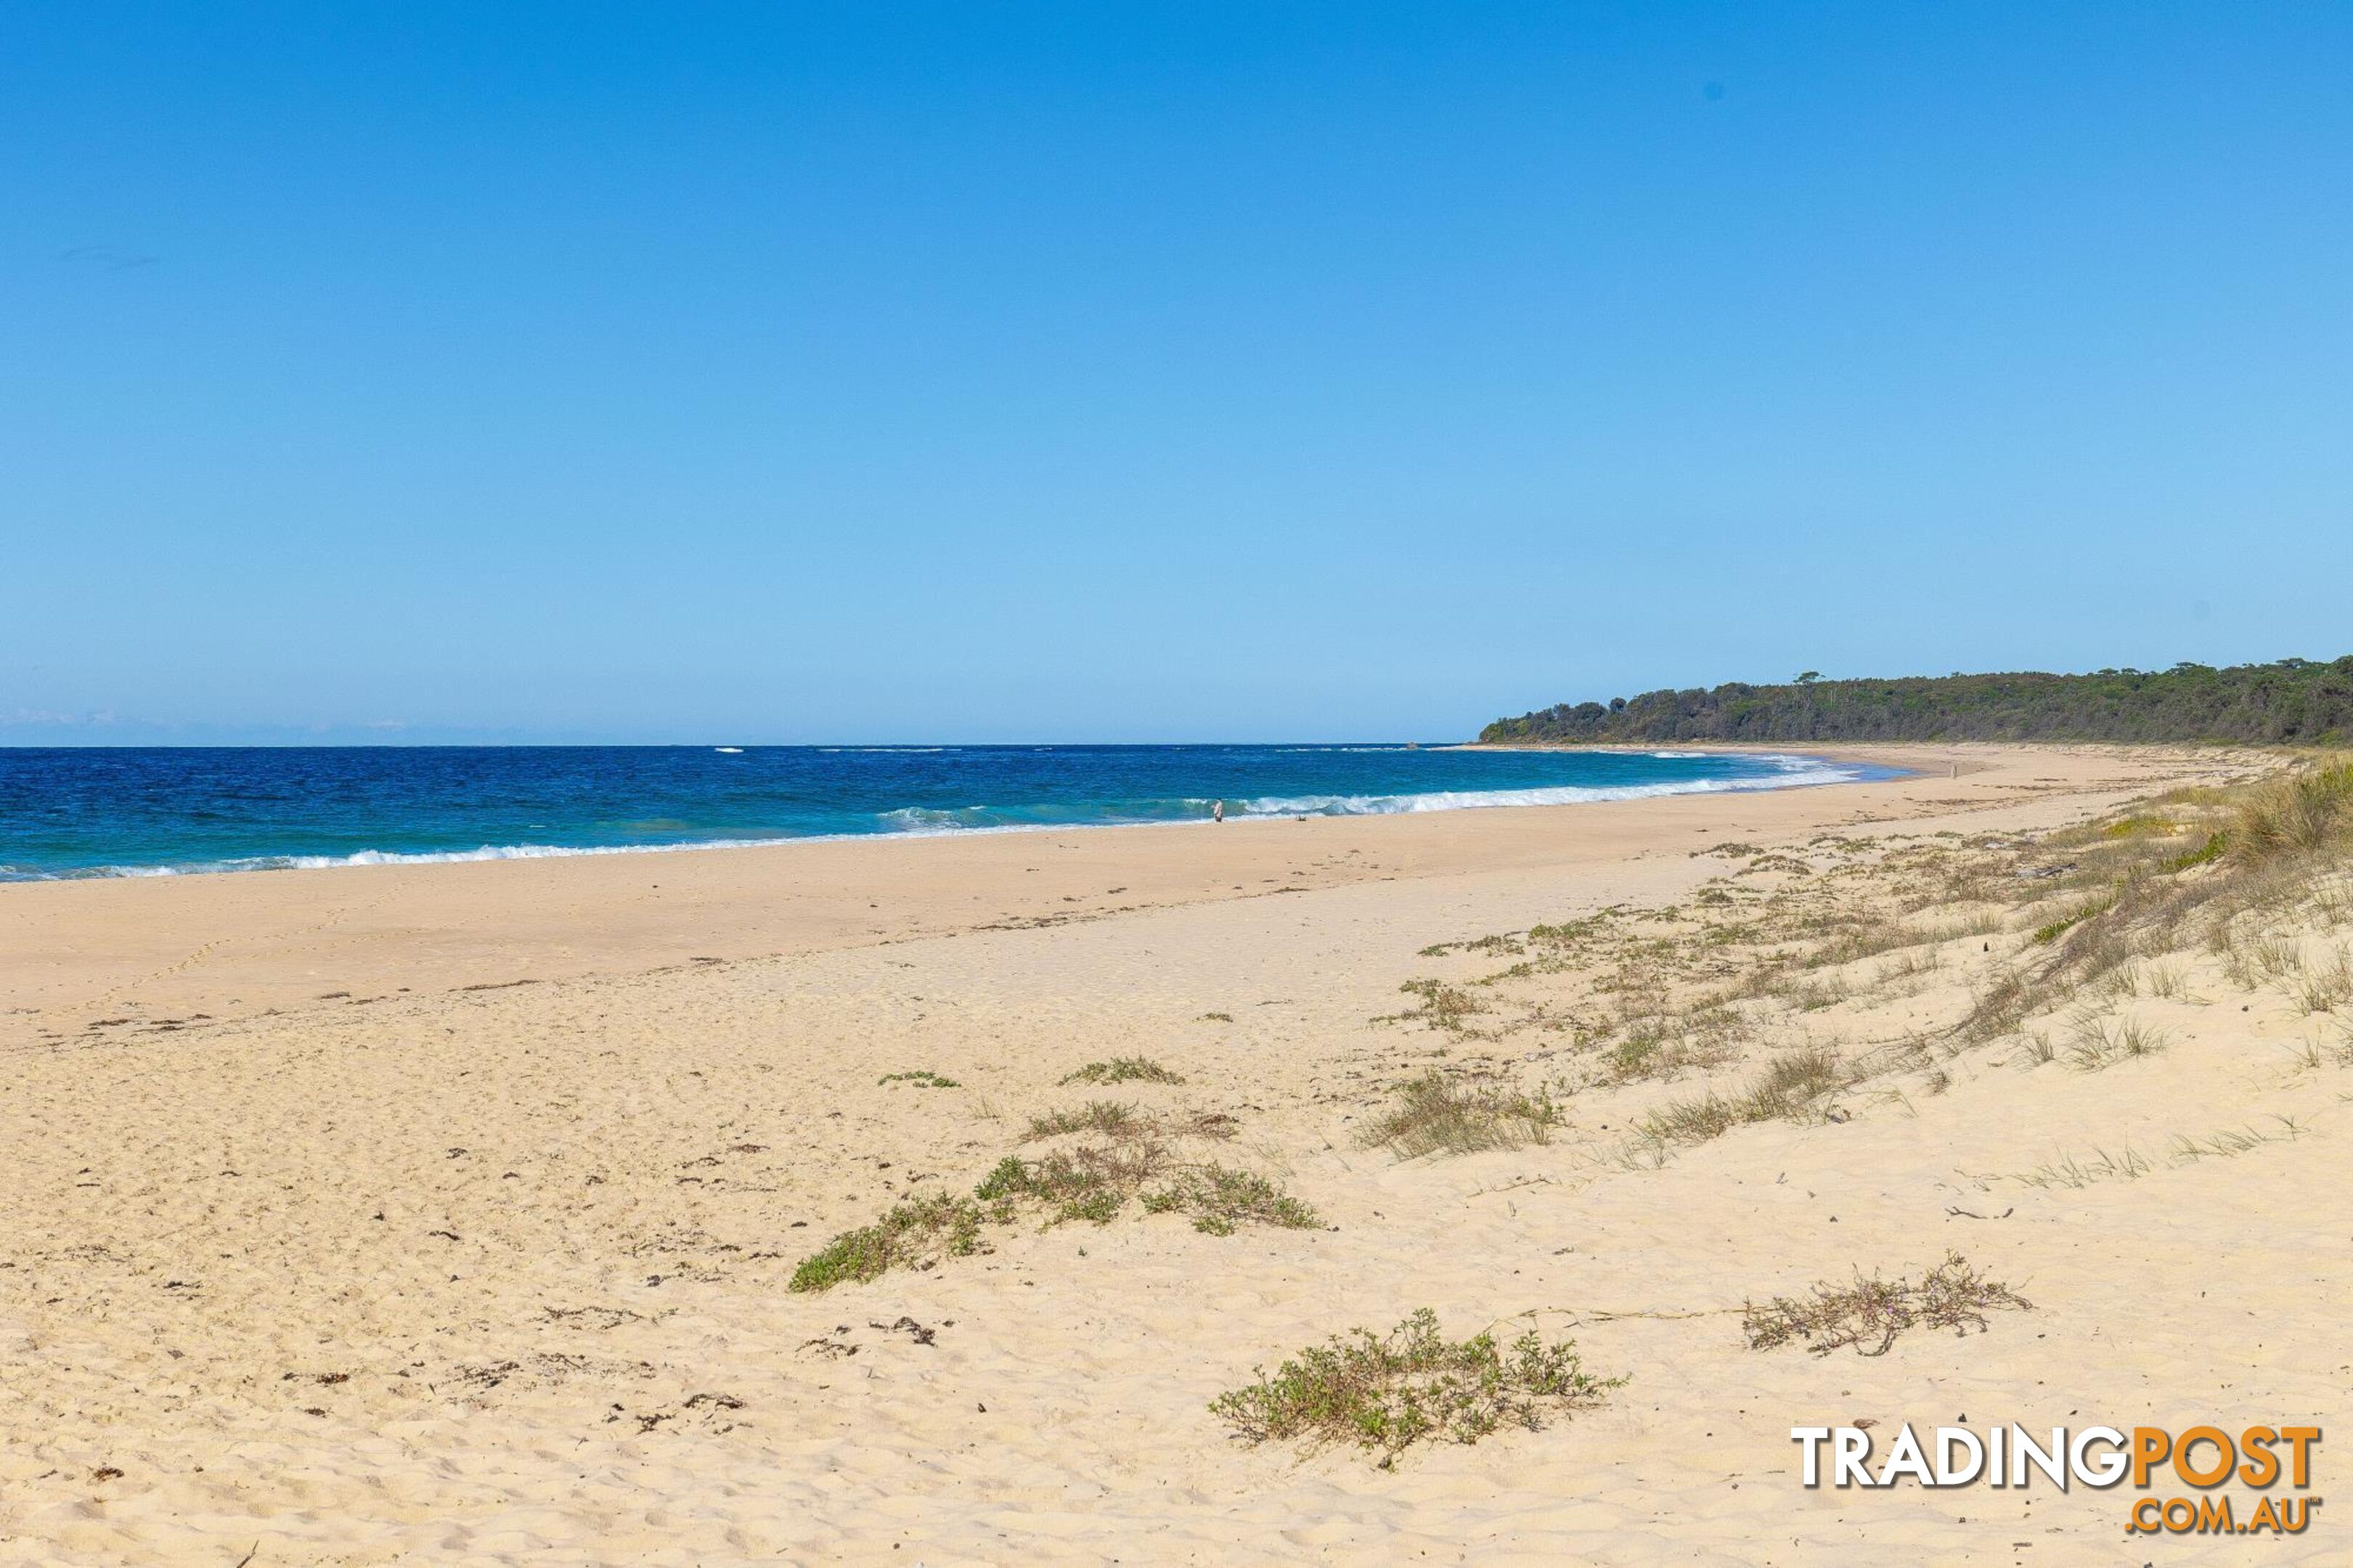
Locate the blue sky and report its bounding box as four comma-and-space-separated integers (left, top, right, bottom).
5, 3, 2349, 743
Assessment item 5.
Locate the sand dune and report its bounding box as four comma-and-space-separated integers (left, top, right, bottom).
5, 743, 2341, 1565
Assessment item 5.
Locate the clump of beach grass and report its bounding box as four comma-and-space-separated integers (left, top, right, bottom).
1360, 1071, 1559, 1159
1779, 975, 1852, 1013
2167, 1116, 2307, 1165
2231, 760, 2353, 863
2062, 1010, 2168, 1070
2243, 935, 2307, 984
1992, 1145, 2153, 1190
1061, 1056, 1186, 1085
1210, 1309, 1620, 1461
1025, 1101, 1238, 1143
1628, 1044, 1844, 1154
1026, 1100, 1147, 1140
1966, 965, 2042, 1045
1742, 1252, 2031, 1357
2283, 944, 2353, 1013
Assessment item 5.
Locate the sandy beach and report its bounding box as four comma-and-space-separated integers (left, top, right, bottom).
5, 742, 2345, 1566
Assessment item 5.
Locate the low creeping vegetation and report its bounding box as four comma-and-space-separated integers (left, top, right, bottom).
1141, 1164, 1319, 1234
1385, 977, 1489, 1033
1211, 1309, 1621, 1461
1360, 1071, 1559, 1159
878, 1069, 961, 1088
977, 1132, 1310, 1233
791, 1106, 1310, 1291
978, 1143, 1164, 1225
788, 1193, 997, 1292
1061, 1055, 1186, 1085
1742, 1252, 2031, 1357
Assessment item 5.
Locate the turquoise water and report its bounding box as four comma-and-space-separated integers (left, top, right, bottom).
0, 746, 1894, 880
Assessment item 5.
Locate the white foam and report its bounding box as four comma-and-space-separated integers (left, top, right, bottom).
876, 807, 984, 830
1239, 763, 1861, 817
55, 837, 804, 878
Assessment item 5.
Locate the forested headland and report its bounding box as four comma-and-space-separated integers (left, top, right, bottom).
1480, 658, 2353, 746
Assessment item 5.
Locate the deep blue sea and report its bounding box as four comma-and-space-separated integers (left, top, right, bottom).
0, 746, 1893, 881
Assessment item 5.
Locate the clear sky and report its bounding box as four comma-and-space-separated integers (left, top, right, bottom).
6, 3, 2349, 743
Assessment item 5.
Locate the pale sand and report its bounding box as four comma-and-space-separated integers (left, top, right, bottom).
3, 743, 2341, 1564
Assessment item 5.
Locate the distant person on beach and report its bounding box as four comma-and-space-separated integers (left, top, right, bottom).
1212, 799, 1225, 822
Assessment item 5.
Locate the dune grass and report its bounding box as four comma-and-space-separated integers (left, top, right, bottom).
1347, 755, 2346, 1185
1951, 754, 2353, 1048
1360, 1071, 1559, 1159
1211, 1309, 1620, 1460
2062, 1009, 2169, 1070
2232, 760, 2353, 862
1629, 1045, 1843, 1153
1026, 1100, 1147, 1140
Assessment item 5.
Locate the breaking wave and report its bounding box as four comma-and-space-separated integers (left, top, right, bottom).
0, 747, 1885, 879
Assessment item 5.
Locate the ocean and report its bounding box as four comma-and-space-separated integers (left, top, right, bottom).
0, 745, 1895, 880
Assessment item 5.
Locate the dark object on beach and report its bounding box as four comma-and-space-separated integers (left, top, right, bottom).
870, 1315, 937, 1346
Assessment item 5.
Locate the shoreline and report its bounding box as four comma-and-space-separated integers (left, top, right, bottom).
0, 743, 2242, 1054
1, 745, 1880, 886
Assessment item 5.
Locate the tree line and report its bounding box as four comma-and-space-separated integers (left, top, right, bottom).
1479, 658, 2353, 746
